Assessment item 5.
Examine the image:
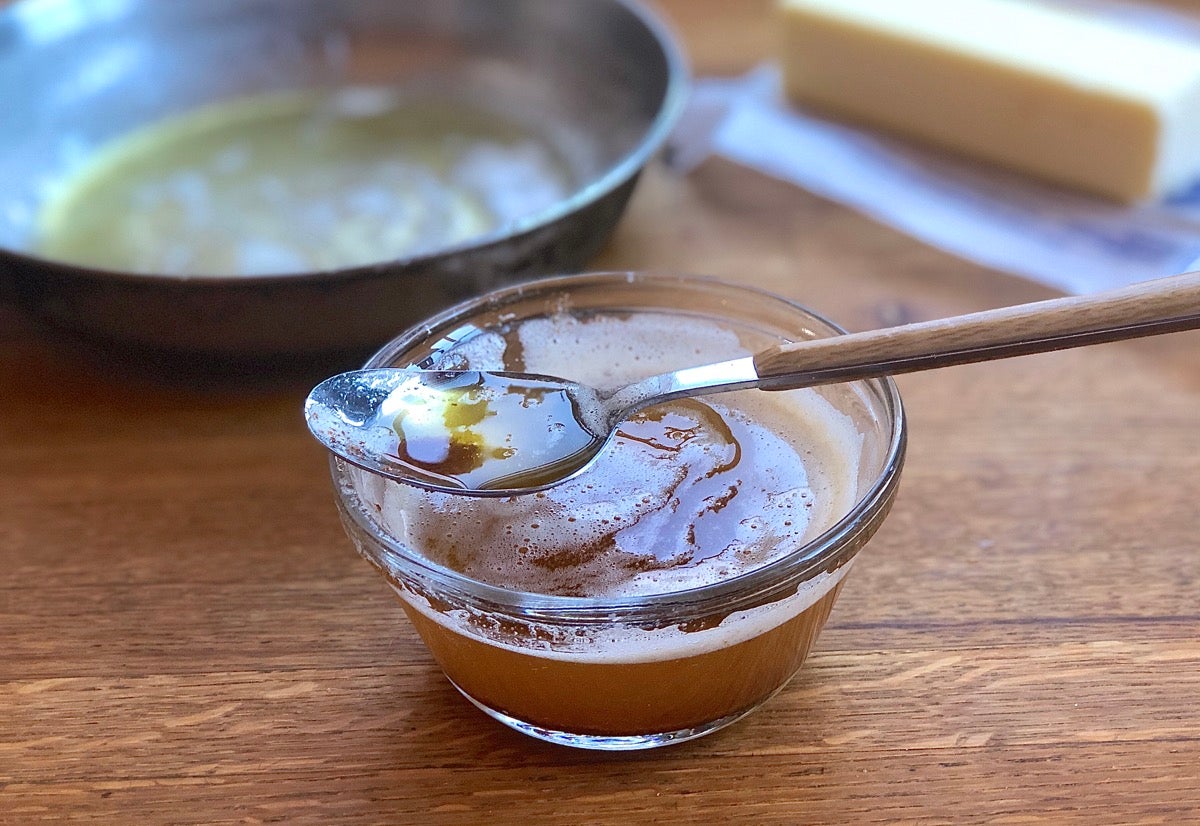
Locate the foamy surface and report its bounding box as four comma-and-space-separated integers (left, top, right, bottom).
347, 311, 869, 661
357, 312, 864, 595
392, 560, 853, 664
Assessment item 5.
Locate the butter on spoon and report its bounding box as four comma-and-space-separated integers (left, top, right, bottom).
306, 368, 606, 494
305, 272, 1200, 496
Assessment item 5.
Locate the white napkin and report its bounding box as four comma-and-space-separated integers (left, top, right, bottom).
669, 3, 1200, 294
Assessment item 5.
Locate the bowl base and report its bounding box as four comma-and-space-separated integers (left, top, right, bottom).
450, 679, 759, 751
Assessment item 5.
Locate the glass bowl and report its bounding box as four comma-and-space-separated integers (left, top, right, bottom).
328, 272, 906, 750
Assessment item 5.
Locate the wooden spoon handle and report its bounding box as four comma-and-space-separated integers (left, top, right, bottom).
752, 271, 1200, 388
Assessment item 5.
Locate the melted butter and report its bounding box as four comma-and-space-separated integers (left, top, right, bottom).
376, 311, 863, 599
37, 89, 571, 275
608, 399, 749, 566
405, 393, 815, 596
382, 372, 604, 492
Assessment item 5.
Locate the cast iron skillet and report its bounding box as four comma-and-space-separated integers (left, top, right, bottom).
0, 0, 687, 374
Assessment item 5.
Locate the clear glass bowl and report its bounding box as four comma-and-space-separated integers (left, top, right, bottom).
329, 273, 906, 750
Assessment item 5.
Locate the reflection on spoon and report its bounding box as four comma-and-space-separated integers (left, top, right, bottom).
305, 369, 606, 493
304, 270, 1200, 496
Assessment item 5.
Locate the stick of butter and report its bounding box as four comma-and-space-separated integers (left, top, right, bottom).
779, 0, 1200, 202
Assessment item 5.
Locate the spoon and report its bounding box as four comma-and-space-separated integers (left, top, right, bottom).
305, 271, 1200, 496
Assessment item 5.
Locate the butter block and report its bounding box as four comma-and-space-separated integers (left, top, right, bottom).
779, 0, 1200, 202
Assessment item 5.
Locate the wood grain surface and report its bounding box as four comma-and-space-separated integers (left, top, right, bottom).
3, 1, 1200, 823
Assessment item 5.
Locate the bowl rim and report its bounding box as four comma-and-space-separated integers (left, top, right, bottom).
0, 0, 690, 285
331, 272, 908, 620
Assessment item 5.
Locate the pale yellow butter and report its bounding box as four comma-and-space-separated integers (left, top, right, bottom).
779, 0, 1200, 202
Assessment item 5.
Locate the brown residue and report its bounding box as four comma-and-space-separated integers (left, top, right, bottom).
500, 324, 527, 373
395, 438, 484, 478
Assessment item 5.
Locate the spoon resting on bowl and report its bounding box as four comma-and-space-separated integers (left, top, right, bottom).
305, 271, 1200, 496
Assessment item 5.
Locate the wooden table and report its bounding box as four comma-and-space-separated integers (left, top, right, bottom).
3, 2, 1199, 822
